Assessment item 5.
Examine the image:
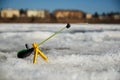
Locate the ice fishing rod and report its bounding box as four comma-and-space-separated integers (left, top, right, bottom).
17, 23, 71, 58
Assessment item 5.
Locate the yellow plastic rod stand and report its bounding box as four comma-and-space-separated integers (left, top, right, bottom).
32, 42, 48, 64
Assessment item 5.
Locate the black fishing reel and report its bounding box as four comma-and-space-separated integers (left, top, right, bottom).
17, 44, 34, 58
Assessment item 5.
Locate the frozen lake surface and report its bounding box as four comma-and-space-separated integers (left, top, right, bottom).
0, 23, 120, 80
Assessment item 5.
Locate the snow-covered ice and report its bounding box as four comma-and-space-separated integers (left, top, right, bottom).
0, 23, 120, 80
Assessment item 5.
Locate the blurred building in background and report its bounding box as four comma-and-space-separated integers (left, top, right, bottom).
27, 10, 46, 18
113, 14, 120, 20
53, 10, 85, 23
54, 10, 85, 19
1, 8, 20, 18
86, 13, 92, 19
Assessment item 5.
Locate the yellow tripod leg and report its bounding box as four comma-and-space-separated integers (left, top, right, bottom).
38, 49, 48, 61
32, 42, 38, 64
33, 49, 38, 64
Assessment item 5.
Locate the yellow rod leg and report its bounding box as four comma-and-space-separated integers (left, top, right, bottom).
33, 50, 37, 64
38, 49, 48, 61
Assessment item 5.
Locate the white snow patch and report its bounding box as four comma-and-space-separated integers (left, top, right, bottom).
0, 24, 120, 80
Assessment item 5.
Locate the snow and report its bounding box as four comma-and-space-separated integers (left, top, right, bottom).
0, 23, 120, 80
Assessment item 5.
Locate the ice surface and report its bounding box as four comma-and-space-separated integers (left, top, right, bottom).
0, 23, 120, 80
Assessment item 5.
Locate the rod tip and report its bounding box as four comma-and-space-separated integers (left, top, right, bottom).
66, 23, 71, 28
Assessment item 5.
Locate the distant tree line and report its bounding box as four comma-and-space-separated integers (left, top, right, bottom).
93, 11, 120, 18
